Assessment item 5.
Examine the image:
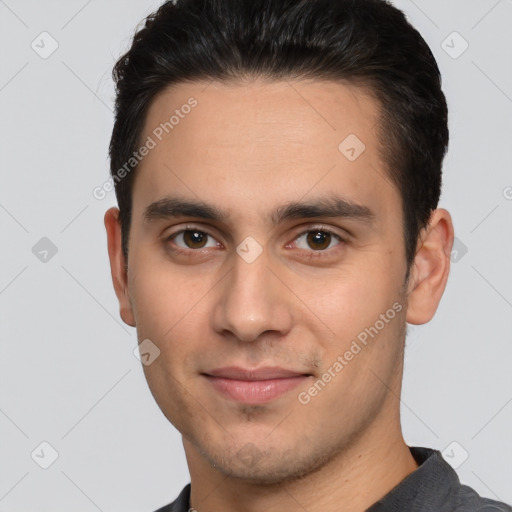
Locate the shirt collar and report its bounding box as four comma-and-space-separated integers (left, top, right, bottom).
366, 446, 461, 511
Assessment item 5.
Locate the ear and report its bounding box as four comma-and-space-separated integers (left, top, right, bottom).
406, 208, 454, 325
104, 207, 136, 327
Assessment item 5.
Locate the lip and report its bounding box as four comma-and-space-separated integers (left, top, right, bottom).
205, 366, 309, 380
203, 366, 312, 404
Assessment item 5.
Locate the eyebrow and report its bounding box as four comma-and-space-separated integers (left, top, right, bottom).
143, 195, 375, 226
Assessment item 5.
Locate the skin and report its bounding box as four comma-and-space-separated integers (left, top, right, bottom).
105, 78, 454, 512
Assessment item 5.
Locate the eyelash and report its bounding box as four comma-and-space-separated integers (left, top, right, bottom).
164, 224, 347, 258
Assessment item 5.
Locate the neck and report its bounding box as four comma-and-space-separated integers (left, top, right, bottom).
184, 419, 418, 512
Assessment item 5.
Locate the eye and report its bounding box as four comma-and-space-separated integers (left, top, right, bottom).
164, 224, 346, 258
292, 228, 344, 253
167, 227, 220, 252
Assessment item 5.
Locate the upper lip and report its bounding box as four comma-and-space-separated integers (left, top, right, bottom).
204, 366, 310, 381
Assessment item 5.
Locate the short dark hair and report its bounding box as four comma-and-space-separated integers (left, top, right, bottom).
109, 0, 449, 270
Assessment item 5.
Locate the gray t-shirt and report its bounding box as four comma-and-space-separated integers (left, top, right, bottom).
153, 446, 512, 511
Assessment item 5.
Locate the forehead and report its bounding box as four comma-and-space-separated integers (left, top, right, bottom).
132, 78, 397, 222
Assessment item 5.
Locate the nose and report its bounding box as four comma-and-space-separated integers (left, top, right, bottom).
212, 247, 293, 343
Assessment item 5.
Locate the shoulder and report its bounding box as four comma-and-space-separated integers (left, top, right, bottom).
152, 483, 191, 512
452, 484, 512, 512
403, 447, 512, 512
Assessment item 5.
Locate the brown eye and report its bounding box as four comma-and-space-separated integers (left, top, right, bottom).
167, 228, 219, 252
306, 231, 332, 250
294, 230, 341, 252
182, 230, 208, 249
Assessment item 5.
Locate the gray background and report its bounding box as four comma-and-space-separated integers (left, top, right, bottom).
0, 0, 511, 510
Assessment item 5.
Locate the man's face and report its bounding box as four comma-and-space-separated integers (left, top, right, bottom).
124, 79, 410, 483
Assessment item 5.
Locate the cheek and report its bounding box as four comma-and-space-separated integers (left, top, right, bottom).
128, 256, 210, 376
299, 301, 406, 424
294, 262, 403, 342
128, 254, 198, 338
142, 356, 198, 433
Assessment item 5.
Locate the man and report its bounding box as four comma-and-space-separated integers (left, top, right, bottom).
104, 0, 512, 510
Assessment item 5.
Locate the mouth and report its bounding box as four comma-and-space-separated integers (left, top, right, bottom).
202, 366, 313, 404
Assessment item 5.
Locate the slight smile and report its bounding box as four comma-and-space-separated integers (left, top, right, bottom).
202, 366, 313, 404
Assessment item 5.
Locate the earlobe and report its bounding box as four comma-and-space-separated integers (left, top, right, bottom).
405, 208, 454, 325
104, 207, 136, 327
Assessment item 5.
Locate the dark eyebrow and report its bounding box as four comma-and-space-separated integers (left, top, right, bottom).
271, 196, 375, 225
143, 195, 375, 226
144, 197, 228, 223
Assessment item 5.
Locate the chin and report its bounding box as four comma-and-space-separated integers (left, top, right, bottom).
201, 440, 336, 487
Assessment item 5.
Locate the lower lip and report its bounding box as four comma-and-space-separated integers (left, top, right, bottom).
204, 375, 309, 404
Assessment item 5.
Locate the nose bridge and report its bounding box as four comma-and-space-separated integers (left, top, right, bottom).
212, 246, 293, 342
